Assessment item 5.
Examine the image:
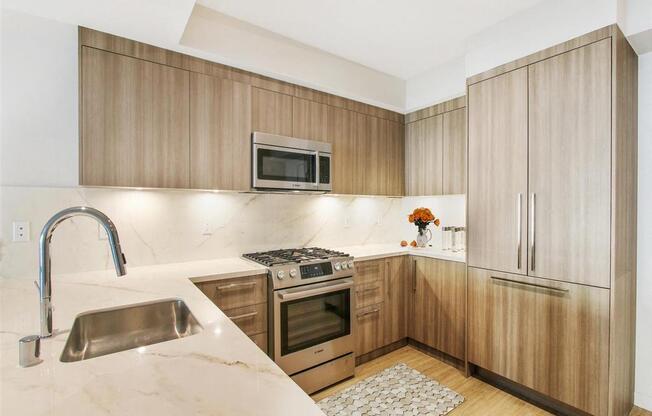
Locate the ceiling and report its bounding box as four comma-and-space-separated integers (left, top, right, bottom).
197, 0, 546, 80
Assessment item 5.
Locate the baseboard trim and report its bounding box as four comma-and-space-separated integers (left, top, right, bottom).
355, 339, 408, 365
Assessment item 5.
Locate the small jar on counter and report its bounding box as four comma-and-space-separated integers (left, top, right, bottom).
453, 226, 465, 252
442, 226, 453, 250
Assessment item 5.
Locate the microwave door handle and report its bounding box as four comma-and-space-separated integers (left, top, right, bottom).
314, 151, 320, 188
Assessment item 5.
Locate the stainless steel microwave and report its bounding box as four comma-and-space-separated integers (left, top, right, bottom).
252, 132, 332, 191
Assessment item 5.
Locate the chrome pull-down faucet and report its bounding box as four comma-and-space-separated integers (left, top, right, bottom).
38, 206, 127, 338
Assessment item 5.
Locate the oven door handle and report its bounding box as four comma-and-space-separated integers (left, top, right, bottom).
277, 279, 354, 301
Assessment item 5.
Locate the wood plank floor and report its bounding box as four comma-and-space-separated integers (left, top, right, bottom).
312, 346, 652, 416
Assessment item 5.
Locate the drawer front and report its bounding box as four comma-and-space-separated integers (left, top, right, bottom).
354, 259, 385, 286
355, 303, 385, 356
197, 274, 267, 310
223, 303, 267, 336
467, 267, 609, 415
355, 281, 384, 308
249, 332, 268, 353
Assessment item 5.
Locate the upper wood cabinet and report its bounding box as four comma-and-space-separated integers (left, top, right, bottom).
252, 87, 293, 136
79, 29, 405, 195
80, 47, 190, 188
409, 257, 465, 360
405, 115, 443, 196
189, 73, 252, 191
405, 101, 466, 196
442, 108, 466, 195
527, 38, 612, 287
292, 97, 329, 142
467, 68, 528, 275
467, 267, 609, 415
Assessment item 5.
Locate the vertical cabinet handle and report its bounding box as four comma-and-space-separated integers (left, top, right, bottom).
412, 259, 417, 293
530, 193, 536, 271
516, 193, 522, 270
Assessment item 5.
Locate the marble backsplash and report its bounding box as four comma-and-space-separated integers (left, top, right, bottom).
0, 186, 465, 278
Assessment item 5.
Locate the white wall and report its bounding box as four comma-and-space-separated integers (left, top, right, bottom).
405, 0, 618, 111
179, 5, 405, 112
404, 57, 466, 113
464, 0, 617, 78
635, 51, 652, 411
1, 9, 79, 186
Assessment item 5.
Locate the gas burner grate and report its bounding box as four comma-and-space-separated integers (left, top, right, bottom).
243, 247, 349, 267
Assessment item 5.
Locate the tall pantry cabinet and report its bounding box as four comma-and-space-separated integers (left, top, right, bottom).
467, 26, 637, 416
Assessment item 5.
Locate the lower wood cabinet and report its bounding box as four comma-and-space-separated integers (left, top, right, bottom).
195, 273, 268, 353
355, 303, 385, 356
467, 267, 610, 415
384, 256, 408, 345
409, 257, 466, 360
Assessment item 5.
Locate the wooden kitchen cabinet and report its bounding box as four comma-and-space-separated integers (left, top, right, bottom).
466, 26, 638, 415
355, 303, 385, 356
292, 97, 329, 142
409, 257, 465, 360
327, 106, 354, 194
195, 274, 267, 311
195, 273, 269, 353
383, 256, 408, 345
252, 87, 293, 136
189, 73, 252, 191
527, 38, 612, 287
442, 108, 466, 195
80, 46, 190, 188
467, 267, 610, 415
405, 114, 443, 196
354, 258, 389, 356
467, 67, 528, 275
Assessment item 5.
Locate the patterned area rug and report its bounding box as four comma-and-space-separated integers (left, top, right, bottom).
318, 363, 464, 416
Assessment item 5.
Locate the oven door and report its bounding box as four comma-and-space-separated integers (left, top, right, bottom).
253, 143, 319, 190
273, 278, 354, 375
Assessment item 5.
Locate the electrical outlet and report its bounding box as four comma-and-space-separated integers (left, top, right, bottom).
376, 215, 382, 225
12, 221, 30, 242
202, 223, 213, 236
343, 216, 351, 228
98, 223, 108, 240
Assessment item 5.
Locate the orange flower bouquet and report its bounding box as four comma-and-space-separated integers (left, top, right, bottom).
408, 207, 440, 247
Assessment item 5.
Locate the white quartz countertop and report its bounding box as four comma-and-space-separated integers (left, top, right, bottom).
333, 243, 466, 263
0, 257, 323, 416
0, 245, 463, 415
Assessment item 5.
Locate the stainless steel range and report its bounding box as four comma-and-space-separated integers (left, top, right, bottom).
242, 248, 355, 394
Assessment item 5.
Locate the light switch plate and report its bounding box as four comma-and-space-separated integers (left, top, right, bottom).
12, 221, 30, 242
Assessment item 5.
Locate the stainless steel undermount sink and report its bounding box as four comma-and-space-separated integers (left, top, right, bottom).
60, 298, 203, 363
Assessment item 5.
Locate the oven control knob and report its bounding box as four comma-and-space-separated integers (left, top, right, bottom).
347, 260, 354, 269
289, 269, 297, 278
276, 270, 285, 280
334, 262, 341, 271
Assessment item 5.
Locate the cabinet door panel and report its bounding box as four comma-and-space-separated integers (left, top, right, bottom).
81, 47, 190, 188
328, 106, 354, 194
190, 73, 251, 190
528, 38, 612, 287
467, 267, 609, 415
411, 257, 465, 359
292, 97, 329, 142
384, 256, 407, 345
351, 112, 371, 195
355, 304, 385, 356
442, 108, 466, 195
405, 115, 443, 196
468, 68, 528, 274
252, 87, 292, 136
